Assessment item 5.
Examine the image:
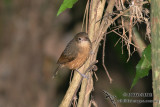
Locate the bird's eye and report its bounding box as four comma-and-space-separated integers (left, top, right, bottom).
78, 37, 82, 41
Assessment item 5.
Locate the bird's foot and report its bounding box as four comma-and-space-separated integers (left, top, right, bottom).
75, 69, 89, 79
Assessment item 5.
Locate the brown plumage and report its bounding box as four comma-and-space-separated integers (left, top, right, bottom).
54, 32, 92, 78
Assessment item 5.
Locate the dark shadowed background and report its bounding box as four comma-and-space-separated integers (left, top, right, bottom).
0, 0, 152, 107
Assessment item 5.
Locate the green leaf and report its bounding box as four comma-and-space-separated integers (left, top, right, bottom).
57, 0, 78, 16
131, 44, 151, 89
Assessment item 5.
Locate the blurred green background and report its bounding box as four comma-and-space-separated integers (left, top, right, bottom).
0, 0, 152, 107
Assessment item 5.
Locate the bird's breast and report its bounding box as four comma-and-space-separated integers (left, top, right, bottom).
65, 44, 91, 70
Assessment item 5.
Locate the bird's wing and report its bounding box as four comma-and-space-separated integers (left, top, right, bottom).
57, 42, 78, 64
57, 53, 76, 64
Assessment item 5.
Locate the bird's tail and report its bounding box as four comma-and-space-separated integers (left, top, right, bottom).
52, 65, 60, 79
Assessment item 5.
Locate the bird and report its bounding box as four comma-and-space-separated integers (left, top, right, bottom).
53, 32, 92, 78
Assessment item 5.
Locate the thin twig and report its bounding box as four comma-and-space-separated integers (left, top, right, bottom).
114, 37, 121, 47
86, 0, 89, 32
81, 0, 90, 32
72, 96, 78, 107
121, 16, 125, 54
102, 35, 113, 83
112, 30, 138, 48
93, 72, 98, 81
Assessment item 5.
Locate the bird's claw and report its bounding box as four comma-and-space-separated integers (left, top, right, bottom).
75, 69, 89, 79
